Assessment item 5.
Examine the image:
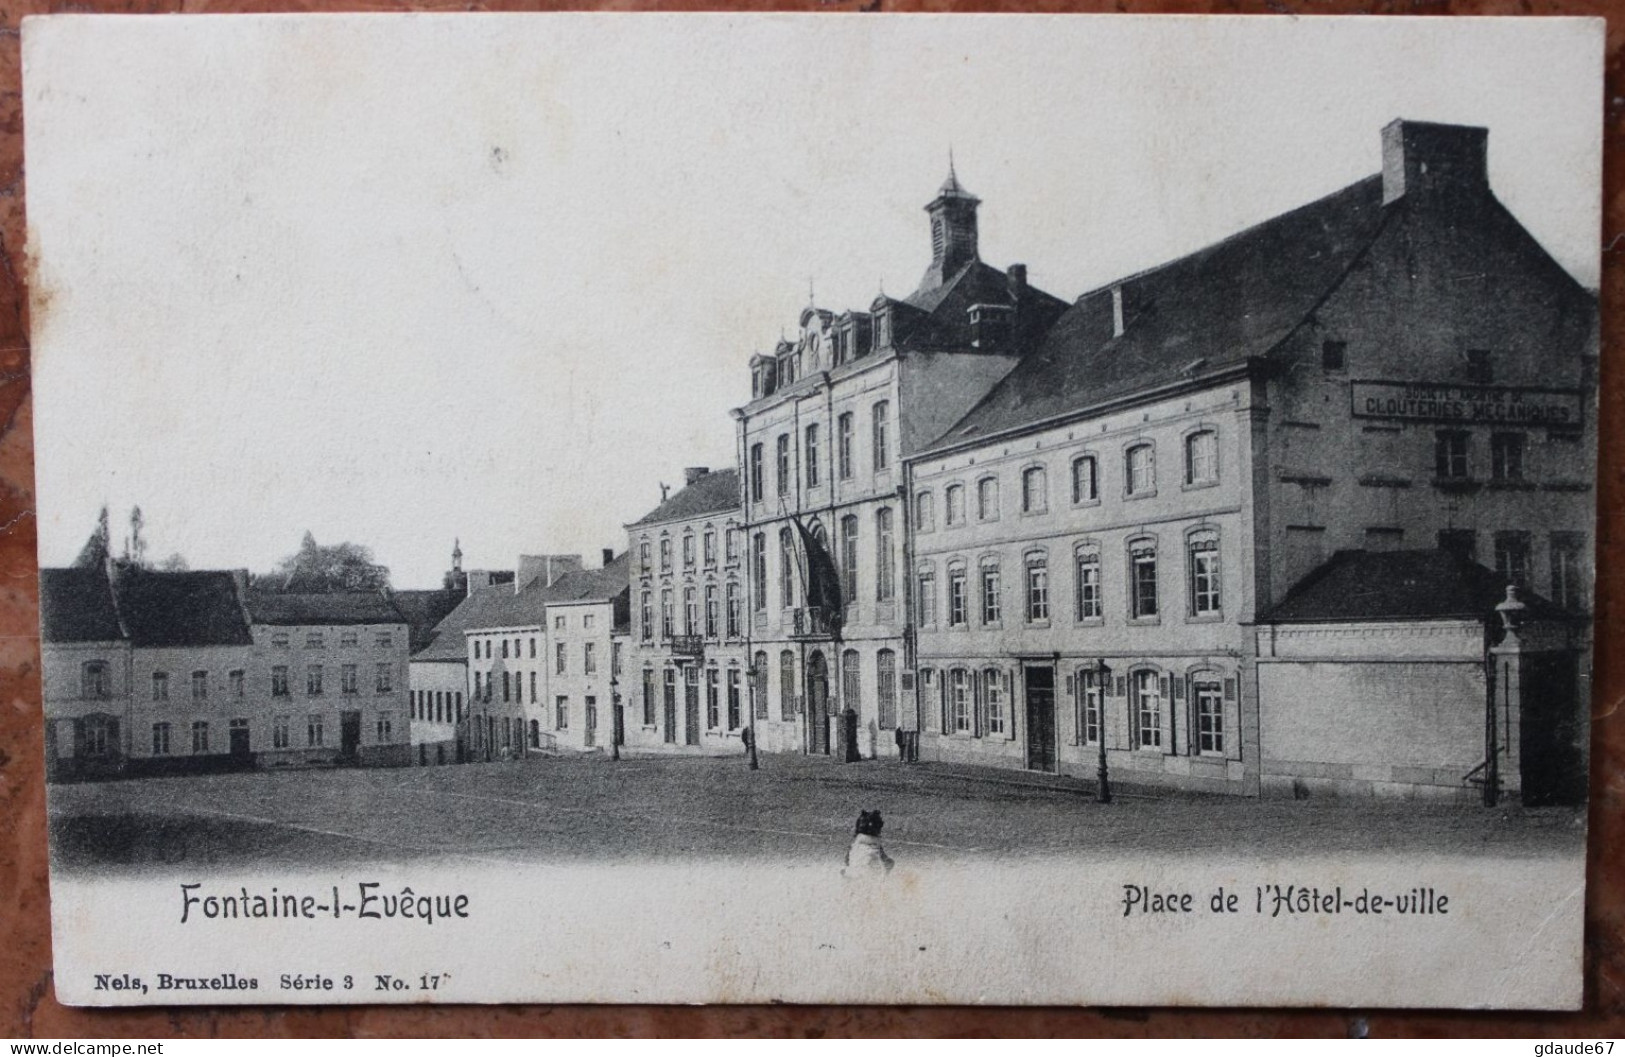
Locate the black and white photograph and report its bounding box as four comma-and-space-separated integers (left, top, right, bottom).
23, 12, 1602, 1008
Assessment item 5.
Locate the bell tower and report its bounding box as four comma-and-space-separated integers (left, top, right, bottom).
919, 158, 981, 291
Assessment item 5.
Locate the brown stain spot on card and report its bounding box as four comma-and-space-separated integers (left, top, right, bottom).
20, 225, 50, 356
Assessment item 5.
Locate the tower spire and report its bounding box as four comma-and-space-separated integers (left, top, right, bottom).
919, 158, 981, 292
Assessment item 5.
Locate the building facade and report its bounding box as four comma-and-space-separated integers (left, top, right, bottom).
532, 553, 630, 753
732, 168, 1066, 761
903, 120, 1595, 798
40, 564, 414, 778
242, 592, 413, 768
625, 468, 751, 754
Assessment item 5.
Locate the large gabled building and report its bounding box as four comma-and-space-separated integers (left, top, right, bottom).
903, 119, 1595, 800
732, 167, 1068, 762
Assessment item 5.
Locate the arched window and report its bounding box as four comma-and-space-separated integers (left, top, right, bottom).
841, 649, 861, 716
916, 563, 937, 627
529, 719, 540, 749
750, 443, 764, 502
837, 413, 854, 479
872, 401, 890, 471
875, 508, 895, 602
982, 668, 1006, 736
1188, 529, 1221, 616
752, 651, 769, 719
947, 561, 968, 627
682, 531, 696, 568
1074, 543, 1102, 622
1022, 466, 1048, 513
840, 515, 860, 604
1191, 671, 1225, 756
1126, 442, 1156, 496
642, 667, 657, 727
805, 424, 821, 488
779, 527, 796, 611
1025, 552, 1050, 622
1185, 429, 1219, 486
1075, 666, 1103, 746
977, 476, 1000, 521
945, 484, 966, 527
779, 650, 797, 721
1130, 538, 1159, 619
1072, 454, 1099, 504
660, 588, 674, 638
659, 535, 673, 572
876, 650, 897, 730
978, 557, 1002, 626
915, 491, 935, 532
947, 668, 973, 734
1132, 669, 1164, 749
640, 590, 653, 641
639, 539, 651, 575
81, 661, 110, 700
776, 434, 792, 497
751, 533, 767, 611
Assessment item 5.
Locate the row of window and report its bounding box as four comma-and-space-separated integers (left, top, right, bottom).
642, 581, 745, 641
919, 665, 1233, 756
638, 664, 749, 738
268, 663, 394, 697
141, 712, 397, 755
639, 526, 740, 577
1433, 429, 1534, 482
689, 648, 900, 729
1440, 529, 1588, 610
268, 629, 395, 649
747, 509, 898, 613
919, 530, 1223, 629
748, 400, 892, 504
411, 689, 465, 724
917, 431, 1219, 534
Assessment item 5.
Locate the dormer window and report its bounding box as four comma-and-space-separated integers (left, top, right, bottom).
875, 308, 892, 350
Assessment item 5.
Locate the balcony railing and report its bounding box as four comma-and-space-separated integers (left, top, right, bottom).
669, 635, 705, 658
788, 606, 837, 639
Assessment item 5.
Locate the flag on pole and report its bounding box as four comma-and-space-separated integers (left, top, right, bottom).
790, 513, 844, 634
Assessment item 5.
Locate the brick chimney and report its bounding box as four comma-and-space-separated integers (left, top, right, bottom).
683, 467, 709, 486
602, 548, 615, 567
1381, 119, 1489, 206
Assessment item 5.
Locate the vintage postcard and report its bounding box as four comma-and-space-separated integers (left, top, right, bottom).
24, 13, 1601, 1008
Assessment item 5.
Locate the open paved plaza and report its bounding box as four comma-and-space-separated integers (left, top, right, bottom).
46, 753, 1586, 876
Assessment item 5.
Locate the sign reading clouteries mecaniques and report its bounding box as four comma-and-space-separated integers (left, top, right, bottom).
1351, 380, 1585, 426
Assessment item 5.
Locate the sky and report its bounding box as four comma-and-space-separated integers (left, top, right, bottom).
24, 13, 1603, 588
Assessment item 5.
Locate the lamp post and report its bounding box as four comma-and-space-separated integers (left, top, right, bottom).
1095, 658, 1112, 805
609, 675, 621, 762
745, 662, 761, 771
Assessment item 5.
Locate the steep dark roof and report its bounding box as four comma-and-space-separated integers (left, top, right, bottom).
537, 552, 631, 604
118, 570, 254, 648
391, 589, 466, 654
39, 567, 124, 644
629, 469, 740, 527
411, 585, 511, 662
245, 592, 404, 627
928, 176, 1389, 450
1262, 549, 1565, 624
895, 260, 1069, 352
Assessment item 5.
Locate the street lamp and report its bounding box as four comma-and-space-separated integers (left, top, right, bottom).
609, 675, 621, 762
745, 663, 761, 771
1095, 658, 1112, 805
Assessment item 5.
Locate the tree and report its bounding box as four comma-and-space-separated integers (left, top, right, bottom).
72, 505, 112, 569
260, 531, 390, 593
156, 552, 190, 572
